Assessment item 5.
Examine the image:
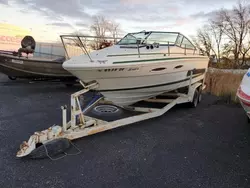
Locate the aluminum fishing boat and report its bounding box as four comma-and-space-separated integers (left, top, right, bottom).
237, 69, 250, 121
62, 31, 209, 106
0, 35, 77, 83
0, 51, 75, 81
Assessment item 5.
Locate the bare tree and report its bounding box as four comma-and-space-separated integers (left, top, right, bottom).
216, 0, 250, 66
196, 27, 213, 57
193, 25, 215, 58
240, 33, 250, 64
191, 36, 205, 55
90, 16, 110, 49
90, 16, 110, 37
193, 19, 224, 64
107, 21, 120, 43
70, 31, 88, 47
221, 41, 234, 58
209, 17, 224, 63
89, 15, 121, 50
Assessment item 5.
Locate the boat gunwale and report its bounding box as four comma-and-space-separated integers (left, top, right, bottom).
0, 63, 74, 77
0, 53, 65, 64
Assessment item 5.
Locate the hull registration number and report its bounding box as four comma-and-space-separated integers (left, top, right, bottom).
98, 67, 139, 72
11, 59, 23, 64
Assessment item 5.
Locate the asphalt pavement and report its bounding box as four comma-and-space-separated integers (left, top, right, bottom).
0, 73, 250, 188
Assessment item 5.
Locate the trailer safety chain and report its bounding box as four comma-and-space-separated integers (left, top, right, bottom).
44, 140, 82, 161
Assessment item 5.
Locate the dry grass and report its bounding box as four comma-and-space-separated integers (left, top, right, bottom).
204, 71, 245, 103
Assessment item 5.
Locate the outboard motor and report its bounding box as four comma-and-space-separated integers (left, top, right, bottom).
18, 35, 36, 57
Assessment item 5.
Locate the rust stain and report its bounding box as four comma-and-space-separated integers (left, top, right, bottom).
88, 127, 107, 135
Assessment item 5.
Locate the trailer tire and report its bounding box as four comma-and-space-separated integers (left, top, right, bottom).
8, 76, 16, 80
198, 86, 202, 103
91, 104, 122, 116
190, 89, 199, 108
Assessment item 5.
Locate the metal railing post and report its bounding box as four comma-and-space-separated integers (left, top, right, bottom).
60, 36, 70, 60
168, 42, 170, 56
61, 105, 67, 131
137, 42, 140, 58
77, 36, 94, 62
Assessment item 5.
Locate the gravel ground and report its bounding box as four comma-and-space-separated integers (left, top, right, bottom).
0, 73, 250, 188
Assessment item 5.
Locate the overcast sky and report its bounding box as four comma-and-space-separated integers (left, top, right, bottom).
0, 0, 241, 42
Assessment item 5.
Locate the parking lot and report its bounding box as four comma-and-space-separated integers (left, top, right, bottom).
0, 73, 250, 188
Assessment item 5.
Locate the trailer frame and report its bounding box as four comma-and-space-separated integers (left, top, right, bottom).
16, 69, 206, 158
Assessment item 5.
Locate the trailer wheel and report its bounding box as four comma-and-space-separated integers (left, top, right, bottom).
8, 76, 16, 80
198, 87, 202, 103
190, 89, 199, 108
91, 104, 122, 116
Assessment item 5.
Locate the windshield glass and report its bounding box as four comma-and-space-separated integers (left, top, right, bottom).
146, 32, 178, 45
117, 32, 179, 45
117, 32, 150, 45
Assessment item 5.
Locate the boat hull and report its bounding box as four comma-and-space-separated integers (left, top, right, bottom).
237, 69, 250, 119
0, 54, 75, 80
100, 73, 206, 106
64, 57, 209, 106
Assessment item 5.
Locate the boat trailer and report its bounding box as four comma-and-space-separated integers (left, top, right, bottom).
16, 70, 206, 159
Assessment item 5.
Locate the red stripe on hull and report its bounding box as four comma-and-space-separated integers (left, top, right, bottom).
242, 100, 250, 107
237, 86, 250, 103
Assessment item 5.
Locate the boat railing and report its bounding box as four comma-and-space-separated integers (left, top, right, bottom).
59, 35, 205, 61
60, 35, 122, 61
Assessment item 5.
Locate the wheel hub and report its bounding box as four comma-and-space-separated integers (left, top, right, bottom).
93, 105, 119, 114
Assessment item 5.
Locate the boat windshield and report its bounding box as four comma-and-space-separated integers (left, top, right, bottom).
117, 31, 179, 45
117, 31, 196, 49
145, 32, 178, 45
117, 32, 151, 45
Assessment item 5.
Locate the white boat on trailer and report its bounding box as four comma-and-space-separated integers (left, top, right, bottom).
62, 31, 209, 106
16, 31, 209, 159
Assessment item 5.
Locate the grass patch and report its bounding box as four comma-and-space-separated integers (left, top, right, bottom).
204, 71, 245, 104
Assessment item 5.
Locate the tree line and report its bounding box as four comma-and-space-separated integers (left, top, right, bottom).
71, 16, 122, 50
192, 0, 250, 68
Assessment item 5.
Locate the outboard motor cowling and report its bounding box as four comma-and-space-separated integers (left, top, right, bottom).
18, 35, 36, 57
